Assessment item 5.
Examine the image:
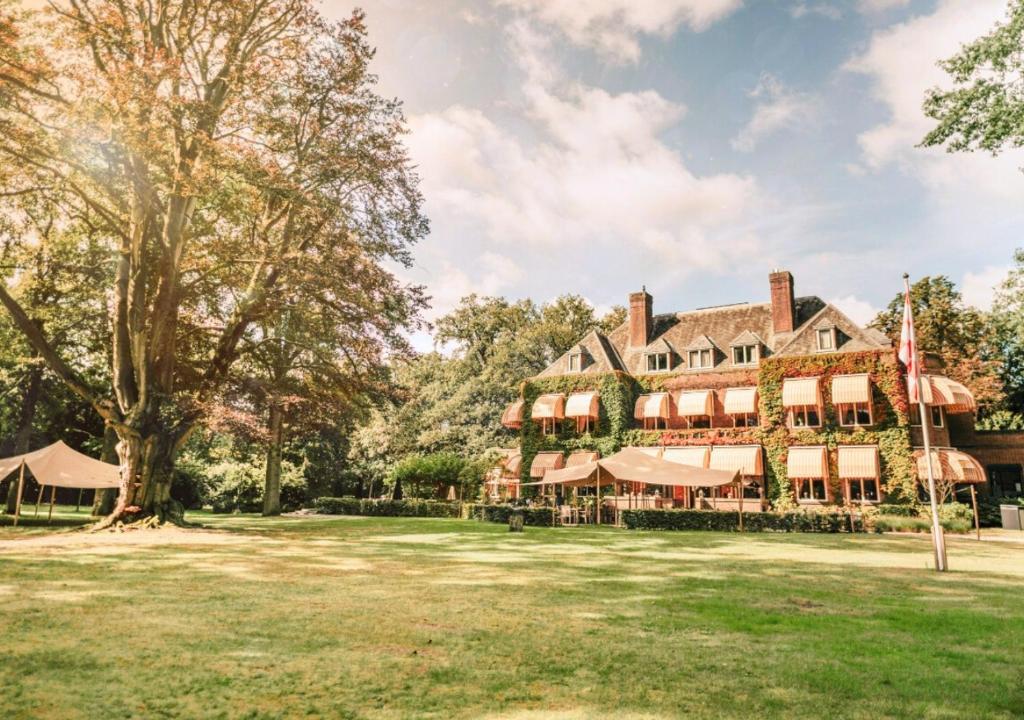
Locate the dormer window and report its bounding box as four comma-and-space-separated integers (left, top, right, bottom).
568, 353, 582, 373
816, 327, 835, 352
688, 349, 713, 369
732, 344, 758, 366
646, 352, 670, 372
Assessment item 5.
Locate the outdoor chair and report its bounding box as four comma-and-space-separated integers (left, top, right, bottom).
559, 505, 576, 526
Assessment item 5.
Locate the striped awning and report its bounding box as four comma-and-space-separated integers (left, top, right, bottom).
634, 392, 671, 419
565, 392, 600, 419
782, 377, 821, 407
676, 390, 713, 417
787, 446, 827, 479
566, 451, 599, 467
503, 453, 522, 477
913, 448, 986, 484
837, 446, 879, 479
532, 393, 566, 420
831, 374, 870, 404
710, 445, 763, 476
530, 452, 565, 479
928, 376, 977, 414
723, 387, 758, 415
662, 446, 710, 468
501, 400, 524, 429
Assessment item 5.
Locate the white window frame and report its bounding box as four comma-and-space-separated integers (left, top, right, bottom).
795, 478, 828, 502
732, 344, 758, 366
646, 352, 670, 372
930, 406, 944, 428
787, 405, 822, 429
688, 348, 713, 370
845, 478, 881, 504
838, 402, 873, 428
568, 353, 582, 373
816, 328, 836, 352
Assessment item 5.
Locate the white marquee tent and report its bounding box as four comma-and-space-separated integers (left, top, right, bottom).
0, 441, 120, 525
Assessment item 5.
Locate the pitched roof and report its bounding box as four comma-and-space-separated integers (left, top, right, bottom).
539, 294, 888, 379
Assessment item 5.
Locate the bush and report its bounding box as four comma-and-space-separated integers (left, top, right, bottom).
311, 497, 461, 518
208, 459, 305, 513
977, 497, 1024, 527
874, 512, 971, 534
875, 503, 920, 517
620, 508, 865, 533
463, 503, 557, 527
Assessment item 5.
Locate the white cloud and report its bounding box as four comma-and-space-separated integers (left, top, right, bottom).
845, 0, 1024, 203
962, 265, 1010, 310
732, 74, 819, 152
829, 295, 881, 327
496, 0, 743, 62
790, 3, 843, 20
858, 0, 910, 13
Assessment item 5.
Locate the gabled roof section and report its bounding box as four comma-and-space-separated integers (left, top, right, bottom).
728, 329, 765, 347
536, 329, 623, 378
775, 303, 891, 357
686, 334, 719, 351
643, 337, 675, 355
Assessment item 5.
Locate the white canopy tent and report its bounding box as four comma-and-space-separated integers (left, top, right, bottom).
0, 441, 120, 525
522, 447, 740, 526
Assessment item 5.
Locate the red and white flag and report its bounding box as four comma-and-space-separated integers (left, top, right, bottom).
898, 283, 919, 403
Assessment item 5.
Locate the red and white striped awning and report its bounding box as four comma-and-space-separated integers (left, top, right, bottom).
723, 387, 757, 415
837, 446, 879, 479
913, 448, 986, 484
676, 390, 713, 417
565, 392, 599, 419
831, 374, 871, 404
501, 400, 524, 429
530, 452, 565, 478
532, 394, 566, 420
782, 377, 821, 407
787, 446, 827, 479
662, 446, 710, 468
709, 445, 764, 476
634, 393, 672, 419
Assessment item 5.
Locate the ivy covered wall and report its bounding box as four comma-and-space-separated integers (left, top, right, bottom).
513, 349, 917, 507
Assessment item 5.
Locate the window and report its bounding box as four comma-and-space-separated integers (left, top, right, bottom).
540, 419, 558, 436
839, 402, 873, 427
568, 353, 582, 372
732, 344, 758, 366
816, 328, 835, 352
788, 405, 821, 428
989, 465, 1023, 498
646, 353, 670, 372
847, 478, 880, 502
688, 349, 713, 369
796, 478, 828, 501
733, 412, 758, 428
687, 416, 711, 429
909, 404, 922, 426
930, 406, 944, 428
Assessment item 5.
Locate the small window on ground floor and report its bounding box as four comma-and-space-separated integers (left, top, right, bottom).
989, 464, 1023, 497
687, 416, 711, 429
796, 478, 828, 501
839, 402, 873, 427
741, 479, 763, 500
846, 478, 880, 503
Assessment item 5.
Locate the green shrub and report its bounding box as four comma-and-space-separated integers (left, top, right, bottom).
977, 497, 1024, 527
938, 502, 973, 526
875, 503, 920, 517
463, 503, 557, 527
311, 497, 461, 518
874, 513, 971, 533
208, 459, 305, 513
620, 508, 865, 533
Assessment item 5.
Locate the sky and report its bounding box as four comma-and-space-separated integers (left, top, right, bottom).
335, 1, 1020, 347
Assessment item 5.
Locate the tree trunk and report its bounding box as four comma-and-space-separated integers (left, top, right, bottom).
91, 424, 120, 516
5, 362, 43, 514
262, 402, 284, 516
98, 425, 185, 527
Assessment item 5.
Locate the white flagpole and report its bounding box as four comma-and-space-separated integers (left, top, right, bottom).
904, 274, 947, 572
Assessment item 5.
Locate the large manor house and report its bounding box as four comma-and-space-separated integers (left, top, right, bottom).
499, 271, 1024, 509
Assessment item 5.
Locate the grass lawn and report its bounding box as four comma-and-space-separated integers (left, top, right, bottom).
0, 510, 1023, 719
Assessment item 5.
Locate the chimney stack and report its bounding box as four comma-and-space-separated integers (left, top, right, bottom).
629, 288, 653, 347
769, 270, 795, 334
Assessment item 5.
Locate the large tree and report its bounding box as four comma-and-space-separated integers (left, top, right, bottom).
0, 1, 425, 523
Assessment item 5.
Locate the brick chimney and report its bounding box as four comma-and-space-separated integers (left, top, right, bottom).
629, 288, 653, 347
769, 270, 795, 334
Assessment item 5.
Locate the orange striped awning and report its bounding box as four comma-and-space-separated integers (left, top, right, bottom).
913, 448, 986, 484
676, 390, 713, 417
501, 400, 524, 429
928, 376, 977, 414
566, 451, 599, 467
634, 392, 672, 419
782, 377, 821, 407
837, 446, 879, 479
723, 387, 757, 415
503, 453, 522, 477
831, 374, 870, 404
530, 452, 565, 479
532, 393, 566, 420
565, 392, 599, 419
662, 446, 710, 468
787, 446, 827, 479
709, 445, 764, 476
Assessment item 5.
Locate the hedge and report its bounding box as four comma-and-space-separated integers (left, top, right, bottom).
311, 497, 461, 518
463, 503, 557, 527
621, 508, 866, 533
